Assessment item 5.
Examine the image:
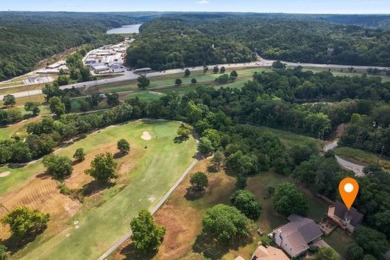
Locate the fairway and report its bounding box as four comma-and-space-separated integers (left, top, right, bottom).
4, 120, 196, 260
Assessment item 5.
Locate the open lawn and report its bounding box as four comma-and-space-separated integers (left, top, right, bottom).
0, 116, 41, 141
335, 146, 390, 170
10, 120, 197, 260
323, 228, 354, 258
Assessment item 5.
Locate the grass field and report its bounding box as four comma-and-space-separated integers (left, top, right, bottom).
11, 120, 197, 260
335, 146, 390, 170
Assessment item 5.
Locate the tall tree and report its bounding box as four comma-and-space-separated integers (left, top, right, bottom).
130, 210, 166, 253
231, 190, 262, 220
137, 75, 150, 90
117, 139, 130, 154
184, 69, 191, 77
3, 94, 16, 107
85, 153, 118, 183
190, 172, 208, 191
272, 183, 308, 216
43, 154, 73, 180
73, 148, 86, 162
48, 96, 65, 117
1, 207, 49, 241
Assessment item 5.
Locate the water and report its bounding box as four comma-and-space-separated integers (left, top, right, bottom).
106, 24, 142, 35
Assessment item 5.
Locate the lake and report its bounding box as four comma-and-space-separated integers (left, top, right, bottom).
106, 24, 142, 35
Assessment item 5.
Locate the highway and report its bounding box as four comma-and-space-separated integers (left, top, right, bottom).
0, 57, 388, 100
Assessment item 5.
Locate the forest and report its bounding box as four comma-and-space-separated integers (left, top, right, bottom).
0, 12, 150, 81
127, 14, 390, 70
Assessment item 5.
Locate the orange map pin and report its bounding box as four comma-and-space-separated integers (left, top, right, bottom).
339, 177, 359, 210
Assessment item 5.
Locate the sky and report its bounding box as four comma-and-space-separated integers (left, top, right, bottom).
0, 0, 389, 14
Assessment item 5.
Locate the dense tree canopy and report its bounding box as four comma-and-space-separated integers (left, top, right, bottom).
202, 204, 251, 243
1, 207, 49, 241
272, 183, 308, 216
43, 154, 73, 180
85, 153, 118, 183
130, 210, 166, 253
190, 172, 208, 191
353, 226, 389, 257
230, 190, 262, 220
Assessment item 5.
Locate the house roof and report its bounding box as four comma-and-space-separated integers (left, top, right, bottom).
274, 215, 323, 257
252, 245, 289, 260
334, 200, 364, 226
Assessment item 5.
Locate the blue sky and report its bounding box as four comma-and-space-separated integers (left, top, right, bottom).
0, 0, 389, 14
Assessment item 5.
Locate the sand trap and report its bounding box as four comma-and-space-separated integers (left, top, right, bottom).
0, 171, 11, 178
141, 131, 152, 141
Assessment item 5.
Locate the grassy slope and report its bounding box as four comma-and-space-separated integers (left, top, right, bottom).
17, 120, 196, 260
335, 146, 390, 170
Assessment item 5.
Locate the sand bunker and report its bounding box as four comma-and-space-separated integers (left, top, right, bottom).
0, 171, 11, 178
141, 131, 152, 141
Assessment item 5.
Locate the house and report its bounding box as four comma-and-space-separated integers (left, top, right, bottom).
328, 200, 363, 233
273, 215, 323, 258
251, 245, 289, 260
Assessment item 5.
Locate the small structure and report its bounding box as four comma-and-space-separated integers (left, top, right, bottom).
273, 215, 323, 258
327, 200, 363, 233
251, 245, 289, 260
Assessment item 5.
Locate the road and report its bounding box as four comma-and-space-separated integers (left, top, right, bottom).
97, 158, 199, 260
324, 140, 365, 177
1, 57, 388, 100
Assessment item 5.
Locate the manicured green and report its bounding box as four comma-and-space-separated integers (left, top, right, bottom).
18, 120, 197, 260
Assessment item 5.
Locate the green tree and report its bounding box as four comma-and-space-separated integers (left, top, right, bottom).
198, 137, 214, 155
43, 154, 73, 180
216, 74, 229, 84
202, 204, 251, 243
184, 69, 191, 77
272, 183, 308, 216
346, 244, 364, 260
175, 78, 182, 86
315, 247, 338, 260
137, 75, 150, 90
203, 66, 209, 73
177, 124, 191, 140
231, 190, 262, 220
0, 244, 7, 260
117, 139, 130, 154
230, 70, 238, 78
211, 150, 224, 171
78, 99, 90, 113
190, 172, 208, 191
85, 153, 118, 183
353, 227, 388, 257
1, 207, 49, 241
220, 66, 226, 74
48, 96, 65, 117
24, 102, 40, 116
73, 148, 86, 162
106, 93, 120, 107
3, 94, 16, 107
213, 66, 219, 74
130, 210, 166, 253
272, 60, 286, 69
362, 255, 376, 260
191, 78, 197, 84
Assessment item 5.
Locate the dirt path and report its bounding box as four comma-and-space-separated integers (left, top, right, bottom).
97, 158, 199, 260
324, 140, 365, 177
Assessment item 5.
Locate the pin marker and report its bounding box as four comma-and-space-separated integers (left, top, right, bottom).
339, 177, 359, 210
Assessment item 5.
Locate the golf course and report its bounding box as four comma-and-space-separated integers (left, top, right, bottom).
0, 120, 197, 259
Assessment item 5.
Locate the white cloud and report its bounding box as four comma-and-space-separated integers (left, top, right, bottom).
197, 0, 210, 4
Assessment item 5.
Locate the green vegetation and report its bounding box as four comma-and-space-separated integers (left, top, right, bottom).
85, 153, 118, 183
335, 146, 390, 170
42, 154, 73, 180
190, 172, 209, 192
130, 210, 166, 253
0, 12, 141, 80
73, 148, 86, 162
353, 226, 389, 258
315, 247, 338, 260
230, 190, 262, 221
272, 183, 308, 216
20, 121, 196, 260
201, 204, 251, 243
1, 207, 49, 242
128, 14, 390, 71
117, 139, 130, 154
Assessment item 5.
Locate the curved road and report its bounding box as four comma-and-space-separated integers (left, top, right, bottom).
1, 57, 388, 100
324, 140, 365, 177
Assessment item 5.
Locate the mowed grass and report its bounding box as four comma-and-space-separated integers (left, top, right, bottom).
17, 120, 197, 260
335, 146, 390, 170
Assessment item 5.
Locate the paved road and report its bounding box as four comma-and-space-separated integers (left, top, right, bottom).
1, 57, 388, 100
97, 158, 199, 260
324, 140, 365, 177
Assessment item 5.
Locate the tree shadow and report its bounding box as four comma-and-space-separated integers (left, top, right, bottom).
174, 136, 189, 144
114, 152, 127, 159
192, 233, 253, 260
82, 180, 115, 196
184, 188, 205, 201
2, 229, 47, 254
119, 243, 158, 260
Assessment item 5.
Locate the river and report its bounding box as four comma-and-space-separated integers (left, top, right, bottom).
106, 24, 142, 35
